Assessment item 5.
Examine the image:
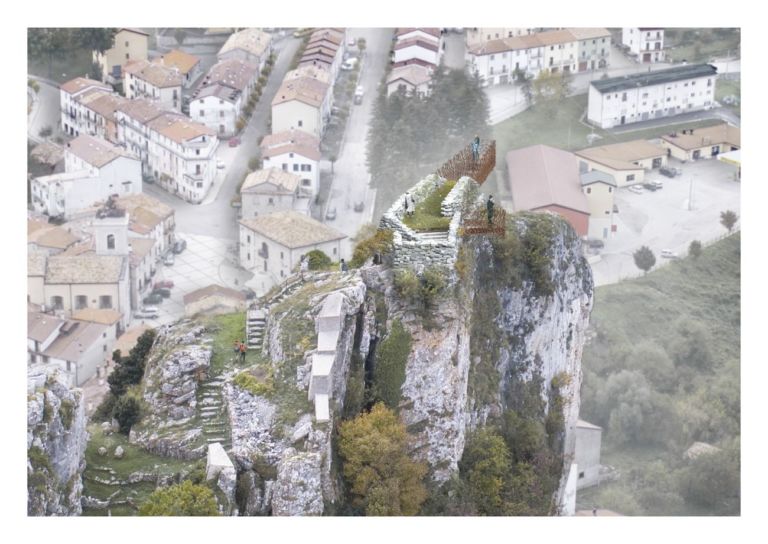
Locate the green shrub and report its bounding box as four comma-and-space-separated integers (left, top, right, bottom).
93, 392, 117, 422
112, 393, 142, 435
233, 368, 274, 397
306, 249, 332, 270
236, 118, 246, 132
350, 228, 393, 267
139, 480, 219, 516
248, 156, 261, 171
420, 267, 447, 309
373, 320, 412, 409
393, 268, 420, 302
59, 399, 75, 430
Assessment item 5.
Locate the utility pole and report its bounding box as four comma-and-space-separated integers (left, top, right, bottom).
688, 173, 696, 211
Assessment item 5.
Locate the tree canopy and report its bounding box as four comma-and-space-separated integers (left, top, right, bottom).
633, 245, 656, 274
720, 210, 738, 233
139, 480, 219, 516
338, 403, 427, 515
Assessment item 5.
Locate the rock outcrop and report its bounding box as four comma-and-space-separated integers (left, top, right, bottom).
27, 368, 88, 516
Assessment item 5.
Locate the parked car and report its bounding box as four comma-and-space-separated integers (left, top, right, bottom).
143, 174, 155, 184
354, 201, 365, 212
143, 293, 163, 305
341, 58, 358, 71
651, 180, 664, 189
325, 207, 337, 220
642, 183, 658, 191
134, 307, 159, 319
228, 137, 240, 148
587, 239, 605, 249
217, 160, 226, 169
660, 249, 679, 259
628, 185, 644, 194
347, 36, 356, 47
173, 239, 187, 254
659, 167, 676, 178
152, 287, 172, 298
354, 85, 364, 104
164, 253, 175, 266
153, 280, 174, 289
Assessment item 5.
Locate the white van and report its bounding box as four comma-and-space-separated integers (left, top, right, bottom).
342, 58, 358, 71
354, 86, 364, 104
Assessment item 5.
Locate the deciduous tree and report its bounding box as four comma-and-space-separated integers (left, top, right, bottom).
633, 245, 656, 274
720, 210, 738, 233
338, 403, 427, 515
139, 480, 219, 516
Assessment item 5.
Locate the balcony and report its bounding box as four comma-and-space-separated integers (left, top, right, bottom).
257, 249, 268, 259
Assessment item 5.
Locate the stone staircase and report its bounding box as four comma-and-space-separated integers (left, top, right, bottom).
197, 375, 231, 451
415, 231, 450, 242
246, 309, 267, 349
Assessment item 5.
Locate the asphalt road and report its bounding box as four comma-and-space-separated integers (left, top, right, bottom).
143, 35, 303, 241
321, 28, 394, 259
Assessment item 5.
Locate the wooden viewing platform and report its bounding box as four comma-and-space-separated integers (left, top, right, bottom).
462, 207, 506, 237
436, 140, 496, 184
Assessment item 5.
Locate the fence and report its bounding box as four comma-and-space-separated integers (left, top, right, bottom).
462, 207, 506, 237
436, 140, 496, 184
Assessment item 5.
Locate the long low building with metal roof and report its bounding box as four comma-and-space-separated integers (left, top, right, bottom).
588, 63, 718, 129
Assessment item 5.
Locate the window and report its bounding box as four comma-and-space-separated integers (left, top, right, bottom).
75, 295, 88, 310
490, 54, 495, 60
608, 187, 613, 193
280, 251, 284, 260
626, 174, 635, 182
126, 53, 130, 60
622, 93, 627, 102
103, 345, 108, 352
247, 235, 251, 243
219, 100, 224, 105
219, 111, 224, 118
333, 247, 337, 255
268, 197, 274, 205
247, 252, 251, 260
282, 163, 288, 171
298, 120, 303, 127
196, 164, 201, 174
196, 182, 202, 188
301, 164, 311, 172
293, 164, 299, 172
586, 187, 591, 194
707, 79, 712, 87
691, 81, 696, 86
196, 149, 200, 156
642, 93, 648, 99
99, 296, 112, 309
200, 110, 204, 117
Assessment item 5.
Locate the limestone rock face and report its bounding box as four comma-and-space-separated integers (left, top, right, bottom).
271, 448, 324, 516
27, 368, 88, 516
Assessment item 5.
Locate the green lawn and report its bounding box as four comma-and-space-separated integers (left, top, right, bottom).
402, 180, 456, 231
665, 28, 740, 63
715, 77, 741, 117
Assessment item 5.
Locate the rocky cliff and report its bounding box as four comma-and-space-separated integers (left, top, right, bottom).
27, 368, 88, 516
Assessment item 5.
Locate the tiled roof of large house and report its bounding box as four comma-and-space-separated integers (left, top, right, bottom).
284, 65, 331, 84
45, 254, 125, 284
219, 28, 272, 59
60, 77, 111, 95
148, 113, 216, 144
42, 320, 108, 361
241, 167, 301, 193
260, 130, 321, 161
661, 123, 740, 150
575, 140, 667, 171
27, 222, 79, 250
28, 251, 48, 276
128, 237, 156, 265
71, 308, 122, 325
394, 38, 439, 53
305, 37, 340, 53
183, 284, 246, 305
66, 134, 134, 168
506, 145, 589, 214
116, 98, 165, 123
114, 193, 173, 233
469, 27, 610, 55
591, 64, 718, 94
396, 28, 441, 39
83, 92, 129, 121
239, 211, 346, 249
31, 142, 65, 166
387, 64, 432, 87
28, 311, 65, 342
309, 28, 344, 45
303, 45, 337, 59
194, 83, 241, 103
158, 49, 200, 75
298, 55, 334, 69
272, 77, 328, 108
201, 58, 258, 92
124, 59, 183, 88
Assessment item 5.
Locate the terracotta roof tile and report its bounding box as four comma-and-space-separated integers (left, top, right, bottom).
159, 49, 200, 74
239, 211, 346, 249
241, 167, 301, 193
45, 254, 125, 284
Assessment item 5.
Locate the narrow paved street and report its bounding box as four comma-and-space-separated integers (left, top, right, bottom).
143, 35, 302, 241
27, 77, 63, 143
322, 28, 394, 259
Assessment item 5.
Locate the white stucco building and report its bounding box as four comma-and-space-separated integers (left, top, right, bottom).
240, 168, 304, 219
217, 28, 273, 73
123, 59, 183, 111
260, 130, 321, 198
157, 49, 202, 88
271, 76, 331, 139
115, 99, 219, 203
386, 64, 433, 97
299, 28, 346, 84
239, 211, 346, 291
468, 27, 611, 86
31, 135, 142, 219
93, 28, 149, 85
587, 63, 717, 129
59, 77, 114, 137
575, 420, 603, 489
622, 27, 665, 63
190, 58, 259, 137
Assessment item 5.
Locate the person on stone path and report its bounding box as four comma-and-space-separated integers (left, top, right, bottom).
472, 135, 481, 162
486, 195, 495, 226
340, 258, 349, 272
239, 341, 247, 362
407, 192, 415, 216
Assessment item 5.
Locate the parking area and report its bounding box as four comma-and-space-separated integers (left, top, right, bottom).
134, 234, 253, 327
590, 157, 740, 286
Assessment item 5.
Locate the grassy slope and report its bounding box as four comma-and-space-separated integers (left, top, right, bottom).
580, 233, 740, 515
